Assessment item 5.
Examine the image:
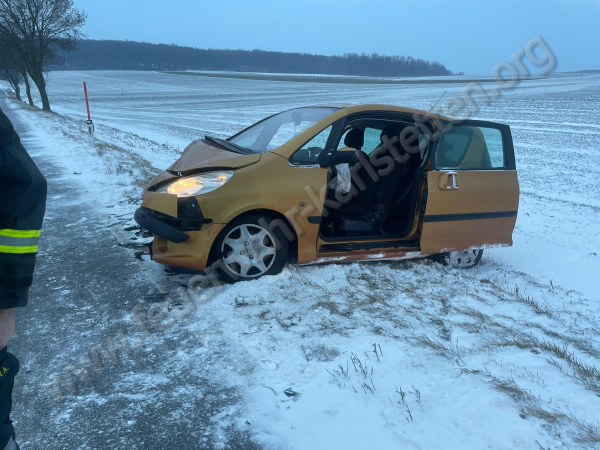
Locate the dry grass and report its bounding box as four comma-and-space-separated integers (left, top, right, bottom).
480, 333, 600, 395
406, 333, 467, 365
524, 320, 600, 360
452, 320, 485, 334
461, 368, 600, 444
452, 305, 491, 322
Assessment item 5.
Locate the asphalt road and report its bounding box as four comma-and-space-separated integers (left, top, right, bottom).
2, 93, 260, 450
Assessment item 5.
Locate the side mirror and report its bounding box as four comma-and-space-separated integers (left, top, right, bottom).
317, 147, 359, 167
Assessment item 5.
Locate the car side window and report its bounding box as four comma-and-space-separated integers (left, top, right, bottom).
289, 125, 332, 165
361, 128, 381, 155
435, 125, 505, 169
336, 127, 381, 155
480, 127, 504, 167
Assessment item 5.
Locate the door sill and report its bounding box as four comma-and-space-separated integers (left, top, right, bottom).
319, 239, 420, 252
318, 230, 415, 242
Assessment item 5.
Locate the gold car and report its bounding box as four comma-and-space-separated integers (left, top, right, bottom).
135, 104, 519, 282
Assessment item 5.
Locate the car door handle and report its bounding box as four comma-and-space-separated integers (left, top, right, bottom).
438, 171, 459, 190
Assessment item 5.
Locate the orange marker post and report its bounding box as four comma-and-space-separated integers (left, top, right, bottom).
83, 82, 94, 134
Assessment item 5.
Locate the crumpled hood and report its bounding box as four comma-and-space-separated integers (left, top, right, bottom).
167, 139, 261, 174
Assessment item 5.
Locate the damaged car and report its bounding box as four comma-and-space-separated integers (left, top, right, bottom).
135, 104, 519, 281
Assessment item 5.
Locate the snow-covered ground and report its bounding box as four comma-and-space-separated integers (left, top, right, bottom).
3, 70, 600, 449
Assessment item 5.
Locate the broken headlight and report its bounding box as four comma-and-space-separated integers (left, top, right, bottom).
156, 171, 234, 197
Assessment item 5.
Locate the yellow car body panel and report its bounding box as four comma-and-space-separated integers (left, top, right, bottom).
420, 170, 520, 253
152, 223, 226, 272
141, 192, 178, 217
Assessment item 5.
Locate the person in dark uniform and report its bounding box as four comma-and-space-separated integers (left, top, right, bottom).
0, 107, 47, 450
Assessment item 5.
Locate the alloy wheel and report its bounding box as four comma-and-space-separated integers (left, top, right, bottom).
448, 249, 482, 269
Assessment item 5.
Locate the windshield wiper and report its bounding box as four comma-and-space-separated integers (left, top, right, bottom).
204, 135, 254, 155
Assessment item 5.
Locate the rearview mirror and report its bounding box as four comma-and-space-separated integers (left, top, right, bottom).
317, 147, 359, 167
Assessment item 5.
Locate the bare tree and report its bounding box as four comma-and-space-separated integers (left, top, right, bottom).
19, 63, 33, 105
0, 38, 23, 100
0, 30, 33, 105
0, 66, 22, 100
0, 0, 86, 111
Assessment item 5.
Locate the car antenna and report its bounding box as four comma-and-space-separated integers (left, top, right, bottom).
428, 91, 446, 113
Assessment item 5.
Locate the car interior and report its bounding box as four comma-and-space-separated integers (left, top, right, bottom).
319, 117, 430, 240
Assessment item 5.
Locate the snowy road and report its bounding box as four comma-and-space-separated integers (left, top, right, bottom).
2, 71, 600, 449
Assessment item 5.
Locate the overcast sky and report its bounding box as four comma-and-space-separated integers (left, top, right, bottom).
73, 0, 599, 74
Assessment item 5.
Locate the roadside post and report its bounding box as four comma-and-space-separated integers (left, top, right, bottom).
83, 82, 94, 135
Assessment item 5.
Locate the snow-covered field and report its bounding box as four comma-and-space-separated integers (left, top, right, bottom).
4, 70, 600, 449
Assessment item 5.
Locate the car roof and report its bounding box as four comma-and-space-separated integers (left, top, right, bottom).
303, 103, 452, 121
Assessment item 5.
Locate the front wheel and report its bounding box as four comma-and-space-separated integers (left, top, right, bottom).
215, 215, 289, 283
438, 249, 483, 269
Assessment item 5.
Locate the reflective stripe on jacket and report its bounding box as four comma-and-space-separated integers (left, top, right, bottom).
0, 229, 41, 254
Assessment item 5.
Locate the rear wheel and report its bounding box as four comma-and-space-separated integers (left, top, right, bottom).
438, 249, 483, 269
215, 215, 289, 283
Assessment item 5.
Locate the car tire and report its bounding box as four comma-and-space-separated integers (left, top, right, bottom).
214, 214, 290, 283
436, 249, 483, 269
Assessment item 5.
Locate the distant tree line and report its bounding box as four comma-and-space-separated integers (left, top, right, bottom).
56, 40, 455, 77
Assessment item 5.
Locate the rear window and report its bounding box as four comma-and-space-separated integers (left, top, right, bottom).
435, 125, 505, 169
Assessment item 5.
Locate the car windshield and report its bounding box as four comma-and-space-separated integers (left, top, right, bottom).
228, 107, 338, 152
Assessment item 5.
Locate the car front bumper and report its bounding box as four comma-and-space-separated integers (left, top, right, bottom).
149, 223, 225, 273
135, 192, 225, 272
134, 207, 190, 243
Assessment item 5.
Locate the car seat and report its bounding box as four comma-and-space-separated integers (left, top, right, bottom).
343, 127, 364, 150
329, 128, 365, 195
331, 125, 414, 235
